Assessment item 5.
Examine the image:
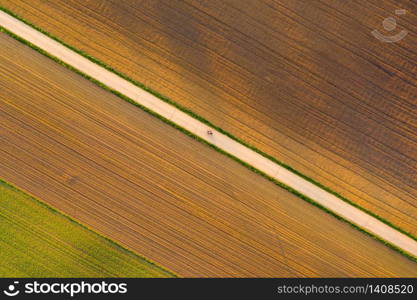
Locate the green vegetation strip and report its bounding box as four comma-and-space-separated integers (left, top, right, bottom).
1, 7, 416, 263
0, 179, 176, 277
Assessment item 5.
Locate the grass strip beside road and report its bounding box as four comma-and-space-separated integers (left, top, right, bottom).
0, 8, 416, 263
1, 6, 415, 244
0, 179, 176, 277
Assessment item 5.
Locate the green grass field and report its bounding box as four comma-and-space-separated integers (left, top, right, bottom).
0, 179, 175, 277
2, 7, 416, 260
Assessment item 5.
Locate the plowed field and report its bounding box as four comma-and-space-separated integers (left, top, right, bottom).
0, 179, 173, 277
1, 33, 416, 277
1, 0, 415, 235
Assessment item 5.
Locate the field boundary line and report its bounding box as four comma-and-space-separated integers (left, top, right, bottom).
0, 178, 178, 277
1, 8, 416, 262
1, 6, 415, 244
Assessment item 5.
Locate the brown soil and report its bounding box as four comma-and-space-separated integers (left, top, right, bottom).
1, 0, 415, 235
1, 33, 416, 277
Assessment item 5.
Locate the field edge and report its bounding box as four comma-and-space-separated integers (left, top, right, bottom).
1, 7, 416, 264
0, 177, 178, 278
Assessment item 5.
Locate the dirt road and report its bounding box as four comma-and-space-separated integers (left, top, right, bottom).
1, 10, 416, 258
2, 0, 415, 236
3, 33, 417, 277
